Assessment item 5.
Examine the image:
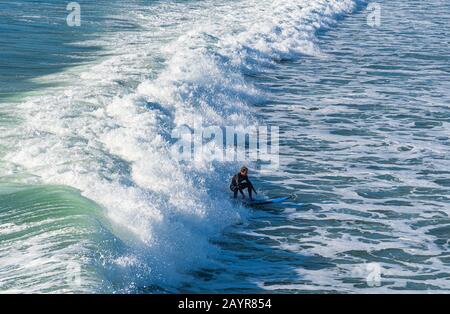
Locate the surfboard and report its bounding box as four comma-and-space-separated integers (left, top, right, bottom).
244, 196, 291, 206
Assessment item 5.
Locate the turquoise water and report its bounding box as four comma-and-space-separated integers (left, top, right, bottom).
0, 0, 449, 293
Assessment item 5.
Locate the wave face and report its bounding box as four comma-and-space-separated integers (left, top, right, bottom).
0, 0, 358, 292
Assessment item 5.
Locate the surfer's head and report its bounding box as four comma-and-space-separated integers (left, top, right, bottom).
240, 166, 248, 176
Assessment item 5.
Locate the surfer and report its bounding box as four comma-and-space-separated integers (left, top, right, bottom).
230, 166, 257, 201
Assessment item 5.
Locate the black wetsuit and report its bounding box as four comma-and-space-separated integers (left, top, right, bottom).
230, 173, 255, 199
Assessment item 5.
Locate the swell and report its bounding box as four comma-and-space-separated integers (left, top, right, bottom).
0, 185, 115, 293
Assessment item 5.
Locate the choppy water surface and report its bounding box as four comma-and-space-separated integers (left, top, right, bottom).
198, 0, 449, 293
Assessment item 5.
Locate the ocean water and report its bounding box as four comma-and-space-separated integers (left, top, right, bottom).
0, 0, 449, 293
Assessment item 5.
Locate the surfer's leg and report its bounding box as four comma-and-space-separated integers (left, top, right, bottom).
237, 184, 246, 199
231, 184, 238, 198
248, 186, 253, 200
239, 183, 250, 199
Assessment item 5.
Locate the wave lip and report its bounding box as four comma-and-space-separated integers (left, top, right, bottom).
0, 185, 115, 293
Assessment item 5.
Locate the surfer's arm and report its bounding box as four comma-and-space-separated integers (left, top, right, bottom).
232, 175, 239, 187
232, 175, 245, 196
247, 178, 257, 194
